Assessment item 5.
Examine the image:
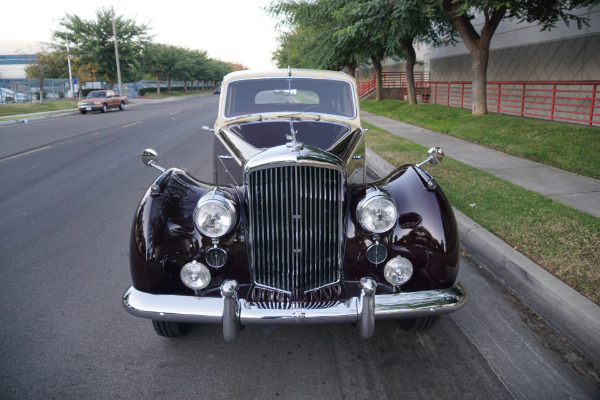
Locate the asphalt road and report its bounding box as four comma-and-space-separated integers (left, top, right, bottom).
0, 96, 598, 399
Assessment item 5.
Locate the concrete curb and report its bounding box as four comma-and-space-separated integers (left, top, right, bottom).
0, 111, 80, 126
0, 98, 151, 127
366, 148, 600, 368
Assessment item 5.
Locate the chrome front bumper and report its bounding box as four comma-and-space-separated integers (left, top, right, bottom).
122, 279, 468, 341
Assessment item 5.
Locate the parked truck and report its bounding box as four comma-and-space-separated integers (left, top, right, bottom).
78, 90, 127, 114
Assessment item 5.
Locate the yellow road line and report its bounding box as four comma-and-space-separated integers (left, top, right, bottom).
122, 121, 141, 128
171, 111, 181, 115
0, 146, 51, 162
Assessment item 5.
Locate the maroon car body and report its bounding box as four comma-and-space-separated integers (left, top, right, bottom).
78, 90, 126, 114
122, 69, 467, 340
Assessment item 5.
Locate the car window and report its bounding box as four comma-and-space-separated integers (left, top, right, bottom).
87, 91, 105, 98
224, 78, 356, 119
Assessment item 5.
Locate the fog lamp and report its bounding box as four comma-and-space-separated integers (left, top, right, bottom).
384, 256, 413, 286
180, 261, 211, 290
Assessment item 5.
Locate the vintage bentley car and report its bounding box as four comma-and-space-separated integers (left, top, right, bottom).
122, 69, 467, 340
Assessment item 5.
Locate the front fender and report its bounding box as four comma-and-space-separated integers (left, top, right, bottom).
129, 169, 215, 293
344, 165, 459, 292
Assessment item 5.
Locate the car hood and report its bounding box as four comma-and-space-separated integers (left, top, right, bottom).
215, 116, 364, 166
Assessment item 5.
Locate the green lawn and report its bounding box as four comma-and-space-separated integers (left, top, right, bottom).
361, 100, 600, 180
365, 123, 600, 306
0, 99, 77, 117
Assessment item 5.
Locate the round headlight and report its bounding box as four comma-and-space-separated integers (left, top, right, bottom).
357, 191, 398, 233
384, 256, 413, 286
194, 191, 237, 238
180, 261, 211, 290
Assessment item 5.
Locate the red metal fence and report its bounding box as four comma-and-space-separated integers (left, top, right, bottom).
357, 72, 429, 98
358, 73, 600, 127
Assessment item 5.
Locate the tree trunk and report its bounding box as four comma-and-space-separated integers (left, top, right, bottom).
443, 4, 506, 115
346, 61, 357, 79
399, 37, 417, 105
156, 74, 161, 94
471, 46, 489, 115
108, 77, 115, 91
38, 78, 45, 105
372, 56, 383, 101
167, 77, 172, 94
183, 80, 188, 93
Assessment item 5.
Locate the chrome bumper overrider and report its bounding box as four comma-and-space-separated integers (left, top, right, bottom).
122, 279, 468, 341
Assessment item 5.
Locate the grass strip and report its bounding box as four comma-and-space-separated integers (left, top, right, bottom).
0, 99, 77, 117
361, 100, 600, 180
365, 123, 600, 306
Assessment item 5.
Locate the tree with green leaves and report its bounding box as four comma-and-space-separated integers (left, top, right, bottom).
427, 0, 599, 115
53, 8, 151, 90
142, 43, 170, 94
333, 0, 402, 100
24, 50, 68, 104
267, 0, 363, 74
387, 0, 455, 104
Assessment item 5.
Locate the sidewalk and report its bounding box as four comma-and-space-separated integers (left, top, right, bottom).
362, 111, 600, 219
362, 111, 600, 369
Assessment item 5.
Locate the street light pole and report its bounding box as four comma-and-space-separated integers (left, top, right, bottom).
111, 6, 123, 96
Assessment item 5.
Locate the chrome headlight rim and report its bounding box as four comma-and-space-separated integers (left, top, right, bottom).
356, 190, 398, 234
193, 190, 237, 238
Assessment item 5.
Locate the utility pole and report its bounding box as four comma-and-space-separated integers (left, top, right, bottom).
111, 6, 123, 95
66, 33, 74, 98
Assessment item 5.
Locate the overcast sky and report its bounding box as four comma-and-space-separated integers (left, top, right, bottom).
3, 0, 282, 70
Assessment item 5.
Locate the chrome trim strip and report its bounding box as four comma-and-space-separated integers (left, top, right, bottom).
122, 282, 468, 325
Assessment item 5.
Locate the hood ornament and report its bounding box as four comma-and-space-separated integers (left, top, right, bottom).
286, 119, 304, 151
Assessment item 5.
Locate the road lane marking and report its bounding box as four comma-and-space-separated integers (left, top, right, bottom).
171, 111, 181, 115
195, 105, 203, 108
0, 146, 51, 163
121, 121, 141, 128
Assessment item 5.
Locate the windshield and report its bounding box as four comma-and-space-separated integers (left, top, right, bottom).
224, 78, 356, 119
87, 91, 106, 98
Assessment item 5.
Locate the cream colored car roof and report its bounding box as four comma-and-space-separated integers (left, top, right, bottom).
215, 68, 362, 128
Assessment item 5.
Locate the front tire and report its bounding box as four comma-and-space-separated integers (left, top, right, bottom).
101, 103, 107, 113
152, 320, 190, 338
119, 101, 125, 111
79, 110, 87, 114
398, 316, 439, 332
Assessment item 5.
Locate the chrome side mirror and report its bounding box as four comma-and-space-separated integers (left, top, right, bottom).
141, 149, 166, 172
427, 147, 444, 165
416, 147, 444, 167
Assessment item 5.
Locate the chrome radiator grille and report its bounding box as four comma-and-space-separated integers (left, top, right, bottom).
247, 165, 344, 293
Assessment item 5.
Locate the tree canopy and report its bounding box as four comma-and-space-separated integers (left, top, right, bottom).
50, 9, 237, 95
269, 0, 598, 114
24, 50, 68, 104
426, 0, 599, 114
53, 8, 151, 88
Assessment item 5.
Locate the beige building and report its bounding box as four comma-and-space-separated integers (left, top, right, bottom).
0, 41, 50, 79
382, 5, 600, 82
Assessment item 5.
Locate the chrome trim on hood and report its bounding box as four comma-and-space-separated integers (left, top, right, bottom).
244, 144, 346, 177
